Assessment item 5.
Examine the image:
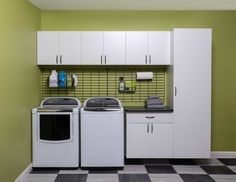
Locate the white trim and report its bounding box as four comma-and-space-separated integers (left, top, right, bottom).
211, 151, 236, 158
14, 163, 32, 182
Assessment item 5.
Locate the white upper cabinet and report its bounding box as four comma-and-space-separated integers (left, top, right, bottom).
37, 32, 59, 65
126, 31, 170, 65
104, 32, 126, 65
148, 31, 171, 65
37, 31, 82, 65
82, 31, 125, 65
81, 32, 103, 65
126, 32, 148, 65
173, 29, 212, 158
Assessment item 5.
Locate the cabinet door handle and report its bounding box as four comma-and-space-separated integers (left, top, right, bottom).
105, 55, 107, 64
151, 123, 153, 133
60, 55, 62, 64
145, 116, 155, 119
147, 124, 149, 133
175, 86, 177, 96
149, 55, 151, 64
145, 55, 147, 64
56, 55, 58, 64
101, 55, 103, 64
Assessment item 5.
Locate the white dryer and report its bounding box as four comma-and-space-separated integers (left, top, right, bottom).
32, 97, 81, 167
81, 97, 124, 167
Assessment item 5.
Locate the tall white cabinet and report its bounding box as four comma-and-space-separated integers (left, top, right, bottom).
173, 29, 212, 158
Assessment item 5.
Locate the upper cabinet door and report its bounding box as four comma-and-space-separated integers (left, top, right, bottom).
37, 32, 59, 65
104, 32, 126, 65
126, 32, 148, 65
82, 32, 103, 65
60, 32, 82, 65
148, 31, 171, 65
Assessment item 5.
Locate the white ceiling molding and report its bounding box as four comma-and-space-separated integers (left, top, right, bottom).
29, 0, 236, 10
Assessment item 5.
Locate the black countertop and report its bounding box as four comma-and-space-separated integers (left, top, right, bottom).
125, 106, 173, 113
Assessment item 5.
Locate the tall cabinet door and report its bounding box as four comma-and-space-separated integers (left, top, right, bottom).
148, 31, 171, 65
126, 123, 149, 158
37, 32, 59, 65
126, 32, 148, 65
173, 29, 212, 158
104, 32, 126, 65
60, 32, 82, 65
81, 32, 103, 65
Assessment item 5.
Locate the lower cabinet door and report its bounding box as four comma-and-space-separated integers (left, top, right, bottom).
149, 123, 173, 158
126, 123, 149, 158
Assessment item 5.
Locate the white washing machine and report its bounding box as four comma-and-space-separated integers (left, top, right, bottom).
32, 97, 81, 167
81, 97, 124, 167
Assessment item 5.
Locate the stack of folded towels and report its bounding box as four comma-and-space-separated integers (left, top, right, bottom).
145, 95, 164, 109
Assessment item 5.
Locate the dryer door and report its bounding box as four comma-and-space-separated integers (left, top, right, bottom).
37, 112, 73, 143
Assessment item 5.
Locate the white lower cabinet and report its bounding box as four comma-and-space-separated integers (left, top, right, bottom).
126, 113, 173, 158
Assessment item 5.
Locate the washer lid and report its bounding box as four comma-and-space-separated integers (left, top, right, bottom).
41, 97, 81, 108
84, 97, 122, 111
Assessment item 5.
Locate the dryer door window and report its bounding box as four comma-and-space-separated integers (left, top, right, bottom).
38, 113, 72, 142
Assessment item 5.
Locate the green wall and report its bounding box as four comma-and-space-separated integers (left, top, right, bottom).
0, 0, 40, 181
41, 11, 236, 151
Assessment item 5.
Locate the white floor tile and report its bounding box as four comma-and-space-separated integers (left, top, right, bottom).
118, 165, 147, 174
21, 174, 57, 182
149, 174, 184, 182
173, 165, 207, 174
210, 174, 236, 182
86, 174, 119, 182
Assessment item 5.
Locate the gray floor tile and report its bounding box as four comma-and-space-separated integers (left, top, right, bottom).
30, 168, 59, 174
118, 165, 147, 174
149, 174, 184, 182
88, 168, 118, 174
201, 166, 236, 174
119, 174, 151, 182
210, 174, 236, 182
21, 174, 57, 182
194, 159, 224, 166
87, 174, 119, 182
173, 165, 207, 174
55, 174, 87, 182
180, 174, 215, 182
219, 159, 236, 166
145, 165, 176, 174
168, 159, 197, 165
59, 168, 89, 174
143, 159, 170, 165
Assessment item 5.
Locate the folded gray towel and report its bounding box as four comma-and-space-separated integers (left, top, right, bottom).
148, 95, 159, 99
146, 104, 164, 109
146, 99, 164, 105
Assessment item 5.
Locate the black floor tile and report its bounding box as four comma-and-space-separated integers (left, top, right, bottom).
89, 168, 118, 174
145, 165, 176, 174
168, 159, 197, 165
119, 174, 151, 182
125, 159, 144, 165
218, 158, 236, 165
30, 168, 59, 174
180, 174, 215, 182
142, 159, 170, 165
201, 165, 236, 174
55, 174, 87, 182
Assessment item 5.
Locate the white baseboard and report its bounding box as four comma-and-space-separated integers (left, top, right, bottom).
211, 151, 236, 158
14, 163, 32, 182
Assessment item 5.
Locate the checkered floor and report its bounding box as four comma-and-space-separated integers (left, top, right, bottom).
22, 158, 236, 182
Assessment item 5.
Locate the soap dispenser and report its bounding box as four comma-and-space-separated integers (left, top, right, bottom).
119, 77, 125, 92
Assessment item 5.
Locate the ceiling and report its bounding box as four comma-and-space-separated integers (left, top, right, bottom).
29, 0, 236, 10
